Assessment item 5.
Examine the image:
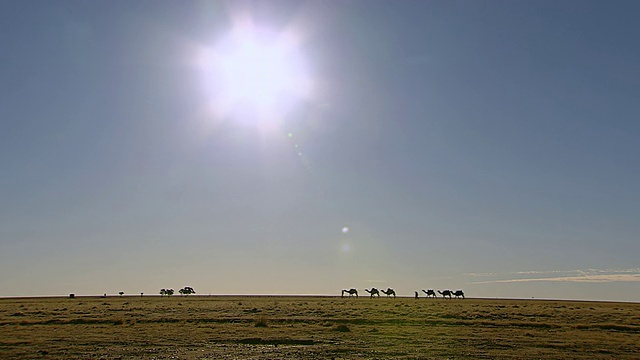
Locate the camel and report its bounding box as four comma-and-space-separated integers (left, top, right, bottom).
437, 290, 453, 299
422, 289, 437, 298
365, 288, 380, 298
341, 288, 358, 298
452, 290, 465, 299
381, 288, 396, 298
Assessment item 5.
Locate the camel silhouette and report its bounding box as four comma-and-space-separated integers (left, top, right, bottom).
381, 288, 396, 298
341, 288, 358, 298
438, 290, 453, 299
422, 289, 437, 298
452, 290, 465, 299
365, 288, 380, 298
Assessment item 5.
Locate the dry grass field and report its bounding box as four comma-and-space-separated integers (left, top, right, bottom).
1, 295, 639, 359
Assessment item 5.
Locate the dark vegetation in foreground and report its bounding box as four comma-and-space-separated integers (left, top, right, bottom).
1, 296, 639, 359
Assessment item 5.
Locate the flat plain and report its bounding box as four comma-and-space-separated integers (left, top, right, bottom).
1, 295, 639, 359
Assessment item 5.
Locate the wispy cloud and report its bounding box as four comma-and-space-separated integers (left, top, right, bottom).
470, 274, 640, 284
465, 268, 640, 284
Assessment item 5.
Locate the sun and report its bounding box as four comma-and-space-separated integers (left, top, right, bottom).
199, 20, 312, 128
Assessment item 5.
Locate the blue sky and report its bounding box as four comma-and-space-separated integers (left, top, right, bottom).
1, 1, 639, 300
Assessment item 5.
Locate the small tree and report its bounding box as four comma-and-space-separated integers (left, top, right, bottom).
166, 288, 174, 296
160, 289, 166, 297
179, 286, 195, 296
119, 291, 124, 296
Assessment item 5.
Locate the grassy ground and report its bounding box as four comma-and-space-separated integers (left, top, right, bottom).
1, 295, 639, 359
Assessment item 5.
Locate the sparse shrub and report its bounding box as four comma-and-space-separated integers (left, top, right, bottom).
179, 286, 195, 296
254, 315, 268, 327
333, 324, 350, 332
160, 288, 175, 297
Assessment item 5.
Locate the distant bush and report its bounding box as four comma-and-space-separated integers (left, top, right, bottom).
160, 288, 174, 297
179, 286, 196, 296
333, 324, 350, 332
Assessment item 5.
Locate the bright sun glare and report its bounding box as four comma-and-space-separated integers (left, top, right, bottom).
199, 20, 312, 128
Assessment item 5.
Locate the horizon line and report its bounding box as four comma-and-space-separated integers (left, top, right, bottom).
1, 294, 638, 304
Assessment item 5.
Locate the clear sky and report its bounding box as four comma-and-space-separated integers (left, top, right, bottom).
1, 0, 639, 301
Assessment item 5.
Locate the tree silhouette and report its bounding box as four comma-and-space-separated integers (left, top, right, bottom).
119, 291, 124, 296
179, 286, 195, 296
160, 289, 166, 297
166, 288, 174, 296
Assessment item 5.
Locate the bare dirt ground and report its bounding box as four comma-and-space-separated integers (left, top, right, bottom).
1, 295, 639, 359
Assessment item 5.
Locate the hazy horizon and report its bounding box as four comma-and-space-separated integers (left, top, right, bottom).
1, 1, 639, 302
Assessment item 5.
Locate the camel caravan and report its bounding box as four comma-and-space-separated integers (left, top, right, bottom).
362, 288, 396, 298
341, 288, 358, 298
343, 288, 465, 299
